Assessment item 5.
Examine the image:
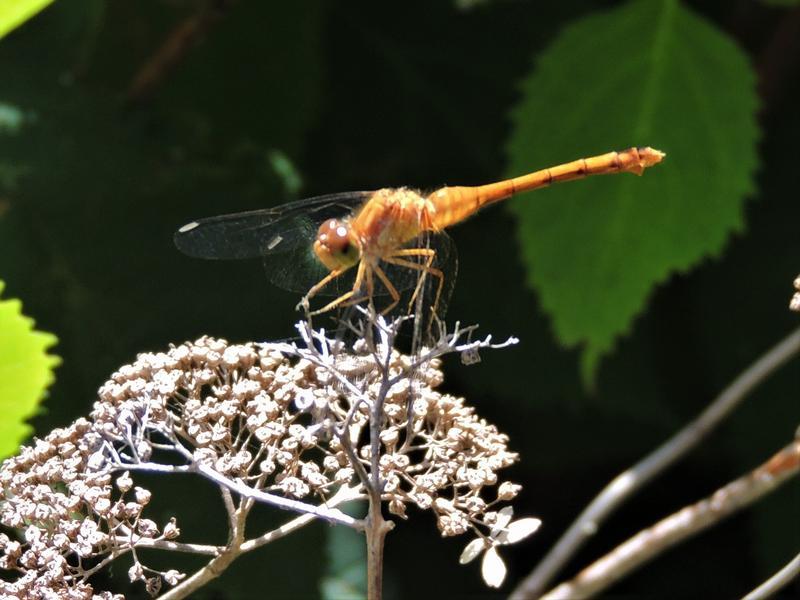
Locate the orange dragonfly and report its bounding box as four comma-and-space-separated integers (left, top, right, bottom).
175, 146, 664, 318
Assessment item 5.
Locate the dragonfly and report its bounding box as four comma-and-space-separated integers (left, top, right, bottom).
175, 146, 665, 320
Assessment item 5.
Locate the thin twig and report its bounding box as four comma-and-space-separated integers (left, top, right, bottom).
126, 0, 237, 104
115, 460, 361, 528
114, 488, 361, 599
110, 537, 221, 556
742, 552, 800, 600
541, 440, 800, 600
220, 486, 237, 534
192, 462, 362, 529
157, 538, 243, 600
240, 485, 364, 552
511, 326, 800, 599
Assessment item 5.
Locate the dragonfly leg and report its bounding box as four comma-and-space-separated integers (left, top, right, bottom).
303, 269, 344, 303
339, 260, 377, 309
372, 263, 401, 315
383, 249, 444, 316
308, 262, 366, 315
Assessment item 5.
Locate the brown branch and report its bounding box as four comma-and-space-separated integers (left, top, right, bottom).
540, 440, 800, 600
510, 327, 800, 599
365, 494, 394, 600
742, 551, 800, 600
126, 0, 237, 105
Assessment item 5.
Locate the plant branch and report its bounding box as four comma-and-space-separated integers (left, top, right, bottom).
112, 537, 220, 556
192, 462, 363, 529
126, 0, 237, 104
365, 491, 393, 600
364, 311, 398, 600
157, 538, 243, 600
511, 326, 800, 599
114, 460, 361, 528
742, 551, 800, 600
541, 439, 800, 600
240, 485, 364, 552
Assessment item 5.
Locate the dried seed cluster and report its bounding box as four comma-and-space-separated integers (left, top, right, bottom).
0, 335, 521, 597
0, 419, 155, 599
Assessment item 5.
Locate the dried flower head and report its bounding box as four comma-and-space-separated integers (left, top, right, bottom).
790, 274, 800, 312
0, 320, 532, 596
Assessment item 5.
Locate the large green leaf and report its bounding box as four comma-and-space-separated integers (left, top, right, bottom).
0, 0, 55, 39
0, 281, 60, 458
506, 0, 758, 384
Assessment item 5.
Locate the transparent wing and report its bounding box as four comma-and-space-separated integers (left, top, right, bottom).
174, 191, 372, 294
372, 230, 458, 319
174, 191, 459, 308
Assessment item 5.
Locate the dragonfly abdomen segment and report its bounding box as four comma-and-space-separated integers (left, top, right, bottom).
426, 146, 664, 230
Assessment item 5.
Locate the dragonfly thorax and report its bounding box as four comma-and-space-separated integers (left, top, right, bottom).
313, 218, 362, 272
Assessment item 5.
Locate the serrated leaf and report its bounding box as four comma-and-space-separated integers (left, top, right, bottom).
0, 0, 55, 39
0, 281, 60, 458
506, 0, 758, 384
320, 503, 366, 600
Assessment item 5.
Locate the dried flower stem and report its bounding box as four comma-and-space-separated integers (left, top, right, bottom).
541, 439, 800, 600
366, 315, 400, 600
161, 484, 361, 600
111, 452, 361, 528
511, 326, 800, 599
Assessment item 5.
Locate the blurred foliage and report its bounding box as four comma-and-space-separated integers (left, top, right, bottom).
320, 504, 367, 600
507, 0, 758, 384
0, 281, 59, 458
0, 0, 797, 598
0, 0, 55, 39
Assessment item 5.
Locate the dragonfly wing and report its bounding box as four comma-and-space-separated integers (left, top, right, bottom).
378, 230, 458, 318
174, 192, 371, 260
261, 221, 362, 295
174, 191, 372, 294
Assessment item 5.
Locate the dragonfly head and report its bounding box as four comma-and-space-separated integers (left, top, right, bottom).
314, 218, 361, 272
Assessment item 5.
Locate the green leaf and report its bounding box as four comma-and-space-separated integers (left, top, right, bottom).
320, 503, 367, 600
506, 0, 758, 385
0, 281, 60, 458
0, 0, 55, 39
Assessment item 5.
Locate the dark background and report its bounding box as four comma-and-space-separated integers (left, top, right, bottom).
1, 0, 798, 598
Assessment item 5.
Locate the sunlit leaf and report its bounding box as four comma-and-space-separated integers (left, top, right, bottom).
0, 281, 60, 458
481, 547, 507, 588
491, 505, 514, 535
503, 518, 542, 544
0, 0, 55, 39
459, 538, 487, 564
506, 0, 758, 384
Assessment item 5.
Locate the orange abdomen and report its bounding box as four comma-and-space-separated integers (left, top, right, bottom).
428, 146, 664, 230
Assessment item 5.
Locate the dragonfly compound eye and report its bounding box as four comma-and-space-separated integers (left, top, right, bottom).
313, 219, 360, 271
